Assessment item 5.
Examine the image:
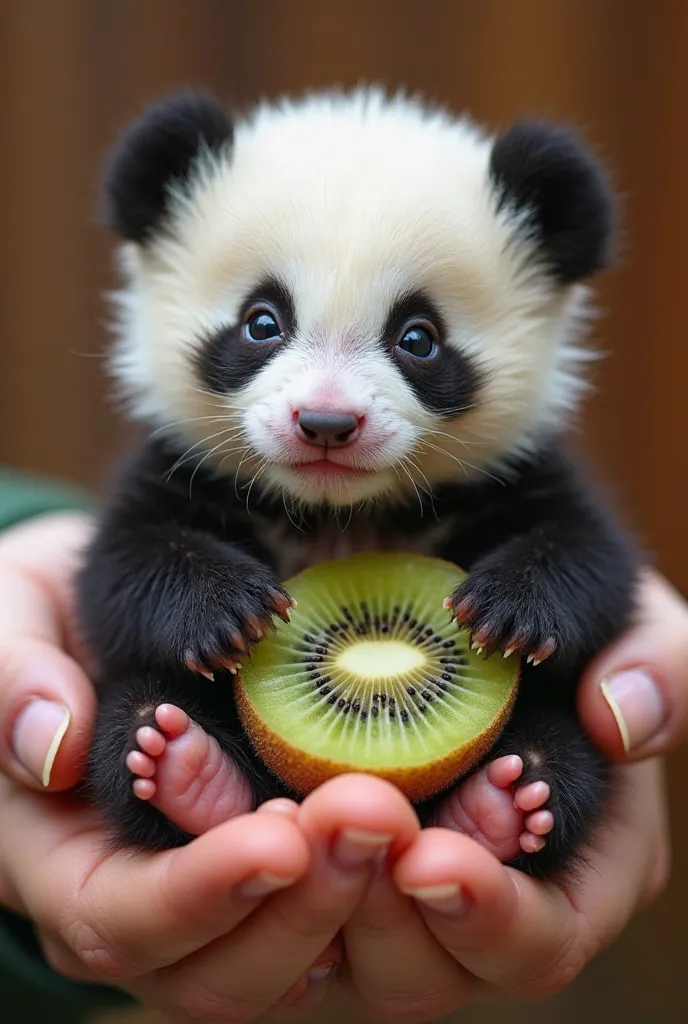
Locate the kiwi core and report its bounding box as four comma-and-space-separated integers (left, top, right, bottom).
337, 639, 425, 678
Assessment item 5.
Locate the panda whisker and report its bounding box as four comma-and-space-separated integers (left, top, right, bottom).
150, 414, 245, 442
165, 428, 246, 481
397, 456, 425, 517
420, 440, 506, 486
184, 383, 250, 413
243, 459, 271, 514
282, 494, 306, 533
404, 451, 439, 521
340, 502, 356, 533
422, 427, 495, 450
157, 414, 240, 429
217, 445, 253, 473
187, 436, 250, 496
232, 444, 261, 499
422, 401, 477, 418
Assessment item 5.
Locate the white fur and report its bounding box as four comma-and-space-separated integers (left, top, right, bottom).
109, 86, 597, 508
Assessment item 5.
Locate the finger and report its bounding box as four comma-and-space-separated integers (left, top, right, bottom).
255, 798, 300, 820
343, 866, 473, 1021
401, 849, 578, 1000
0, 783, 310, 976
270, 941, 342, 1019
0, 564, 96, 790
0, 861, 23, 914
37, 932, 99, 985
394, 827, 584, 997
394, 761, 664, 998
152, 775, 419, 1021
0, 512, 94, 660
578, 570, 688, 760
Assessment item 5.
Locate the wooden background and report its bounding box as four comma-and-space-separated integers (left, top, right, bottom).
1, 2, 687, 1021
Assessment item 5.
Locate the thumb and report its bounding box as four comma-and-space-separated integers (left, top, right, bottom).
0, 515, 96, 791
577, 569, 688, 761
0, 635, 95, 791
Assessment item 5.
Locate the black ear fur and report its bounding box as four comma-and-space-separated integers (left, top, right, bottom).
489, 119, 615, 283
103, 90, 233, 244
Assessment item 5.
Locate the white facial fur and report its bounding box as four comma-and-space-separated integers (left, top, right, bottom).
109, 87, 595, 508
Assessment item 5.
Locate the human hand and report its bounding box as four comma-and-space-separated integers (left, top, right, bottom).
0, 512, 96, 791
0, 513, 426, 1019
0, 767, 422, 1020
337, 568, 684, 1020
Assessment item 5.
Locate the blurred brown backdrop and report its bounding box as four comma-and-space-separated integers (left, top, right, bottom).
2, 1, 687, 1021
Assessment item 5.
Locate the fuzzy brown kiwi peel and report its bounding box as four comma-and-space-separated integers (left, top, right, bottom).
236, 553, 519, 802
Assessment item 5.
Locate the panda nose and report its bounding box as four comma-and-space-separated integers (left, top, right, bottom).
296, 410, 361, 447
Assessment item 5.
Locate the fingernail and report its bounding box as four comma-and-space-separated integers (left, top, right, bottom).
307, 962, 337, 985
12, 699, 71, 786
331, 828, 392, 869
255, 798, 298, 818
402, 882, 467, 915
238, 872, 299, 899
600, 669, 666, 753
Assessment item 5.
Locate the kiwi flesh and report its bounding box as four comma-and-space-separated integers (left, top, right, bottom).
236, 553, 519, 802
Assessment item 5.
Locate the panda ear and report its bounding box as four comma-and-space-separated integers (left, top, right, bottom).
489, 119, 615, 283
102, 90, 233, 244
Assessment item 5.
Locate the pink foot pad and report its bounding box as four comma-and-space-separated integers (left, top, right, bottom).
126, 704, 253, 835
437, 755, 554, 861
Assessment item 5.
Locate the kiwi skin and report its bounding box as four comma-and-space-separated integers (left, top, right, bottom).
235, 552, 520, 802
235, 681, 517, 801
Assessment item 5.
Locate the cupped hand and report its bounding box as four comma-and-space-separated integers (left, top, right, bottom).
0, 512, 428, 1019
338, 568, 684, 1020
0, 512, 97, 791
0, 767, 419, 1021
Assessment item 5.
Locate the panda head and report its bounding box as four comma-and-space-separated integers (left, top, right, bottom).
104, 87, 615, 508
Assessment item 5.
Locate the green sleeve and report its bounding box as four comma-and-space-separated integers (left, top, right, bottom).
0, 466, 93, 531
0, 466, 134, 1021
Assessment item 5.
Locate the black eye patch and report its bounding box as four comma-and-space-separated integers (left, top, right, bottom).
382, 291, 483, 418
194, 277, 296, 394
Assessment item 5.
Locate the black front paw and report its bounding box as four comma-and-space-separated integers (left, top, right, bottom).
446, 560, 567, 666
172, 563, 295, 678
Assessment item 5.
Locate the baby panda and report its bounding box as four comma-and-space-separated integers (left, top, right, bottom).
77, 86, 638, 880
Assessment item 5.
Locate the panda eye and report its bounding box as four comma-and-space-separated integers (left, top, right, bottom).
396, 323, 438, 359
243, 308, 283, 343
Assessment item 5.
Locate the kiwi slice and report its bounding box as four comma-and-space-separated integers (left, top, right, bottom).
236, 553, 518, 802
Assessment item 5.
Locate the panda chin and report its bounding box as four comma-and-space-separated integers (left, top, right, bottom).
265, 461, 396, 508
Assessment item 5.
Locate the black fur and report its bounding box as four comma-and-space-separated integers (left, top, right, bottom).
76, 445, 292, 679
415, 684, 613, 880
441, 448, 637, 677
197, 277, 297, 395
490, 119, 615, 283
384, 291, 484, 417
103, 91, 233, 243
489, 693, 611, 879
77, 436, 638, 879
87, 670, 287, 851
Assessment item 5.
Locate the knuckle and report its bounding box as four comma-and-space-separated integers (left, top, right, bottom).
66, 921, 142, 982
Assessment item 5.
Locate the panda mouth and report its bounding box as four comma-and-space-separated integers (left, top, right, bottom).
292, 459, 374, 477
